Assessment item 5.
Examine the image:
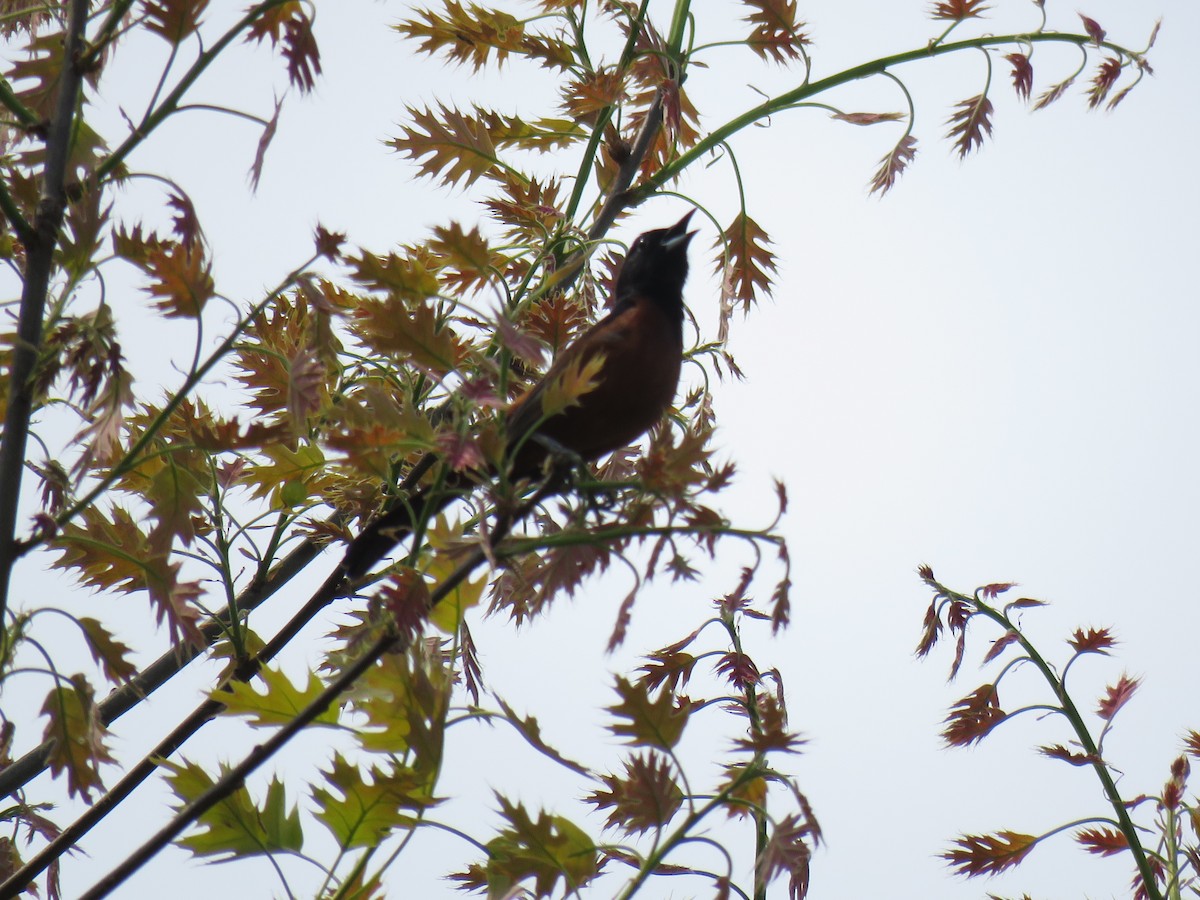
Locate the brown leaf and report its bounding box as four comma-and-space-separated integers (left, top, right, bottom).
1079, 13, 1106, 45
929, 0, 990, 20
1068, 626, 1117, 654
742, 0, 810, 63
282, 5, 321, 91
249, 95, 283, 191
1005, 53, 1033, 101
715, 651, 760, 689
40, 674, 115, 802
945, 93, 994, 159
1033, 76, 1074, 111
76, 619, 137, 686
1183, 730, 1200, 759
832, 111, 905, 125
869, 134, 918, 196
757, 813, 819, 899
390, 103, 499, 188
1086, 57, 1123, 109
143, 0, 209, 44
1097, 673, 1140, 721
142, 242, 215, 318
638, 651, 698, 694
1075, 826, 1127, 856
287, 347, 325, 434
979, 582, 1015, 600
586, 751, 683, 834
982, 630, 1019, 664
396, 2, 525, 70
560, 67, 628, 122
1039, 743, 1099, 766
355, 296, 470, 377
713, 212, 777, 310
733, 692, 805, 755
943, 830, 1037, 876
429, 221, 494, 291
942, 684, 1005, 746
609, 676, 694, 750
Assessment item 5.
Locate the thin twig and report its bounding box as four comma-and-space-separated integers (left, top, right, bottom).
76, 479, 554, 899
0, 0, 90, 625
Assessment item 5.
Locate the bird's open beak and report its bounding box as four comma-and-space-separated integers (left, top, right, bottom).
662, 209, 697, 250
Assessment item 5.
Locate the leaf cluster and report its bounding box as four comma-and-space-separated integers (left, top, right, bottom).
916, 566, 1198, 900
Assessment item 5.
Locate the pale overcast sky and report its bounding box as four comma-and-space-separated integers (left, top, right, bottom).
11, 1, 1199, 897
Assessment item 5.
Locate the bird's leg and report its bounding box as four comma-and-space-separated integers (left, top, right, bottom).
529, 433, 587, 486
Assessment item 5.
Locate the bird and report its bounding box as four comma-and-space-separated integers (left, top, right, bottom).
339, 210, 696, 581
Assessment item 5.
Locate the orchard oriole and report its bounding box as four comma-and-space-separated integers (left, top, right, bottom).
341, 210, 696, 580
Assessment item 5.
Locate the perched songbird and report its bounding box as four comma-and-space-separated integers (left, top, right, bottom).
341, 210, 696, 579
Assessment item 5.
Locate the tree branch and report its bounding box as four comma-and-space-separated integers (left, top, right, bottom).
75, 479, 554, 899
0, 0, 91, 624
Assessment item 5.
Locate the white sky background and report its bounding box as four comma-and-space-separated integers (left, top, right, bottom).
8, 0, 1200, 897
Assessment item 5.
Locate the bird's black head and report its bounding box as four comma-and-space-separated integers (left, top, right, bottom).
614, 211, 696, 319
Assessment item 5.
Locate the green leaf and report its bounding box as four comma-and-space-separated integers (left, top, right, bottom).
312, 755, 439, 849
40, 674, 114, 802
164, 760, 303, 859
219, 665, 340, 728
608, 676, 695, 750
460, 795, 598, 896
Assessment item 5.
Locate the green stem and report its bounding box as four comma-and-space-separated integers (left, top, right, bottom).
92, 0, 297, 185
638, 31, 1140, 200
617, 759, 765, 899
971, 596, 1162, 900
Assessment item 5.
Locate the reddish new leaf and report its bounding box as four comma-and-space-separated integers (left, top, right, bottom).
142, 242, 215, 318
282, 5, 321, 91
1005, 52, 1033, 101
916, 597, 942, 657
942, 830, 1037, 876
714, 212, 777, 310
40, 674, 115, 802
982, 630, 1019, 664
757, 813, 819, 899
1079, 13, 1106, 45
249, 96, 283, 191
979, 582, 1015, 601
608, 676, 694, 750
1183, 730, 1200, 759
733, 692, 805, 755
942, 684, 1006, 746
1087, 57, 1123, 109
143, 0, 209, 44
945, 93, 994, 158
1076, 826, 1127, 856
742, 0, 810, 63
832, 111, 905, 125
78, 616, 137, 683
869, 134, 917, 196
929, 0, 989, 20
390, 103, 500, 188
638, 651, 699, 694
1162, 754, 1188, 810
1069, 626, 1116, 655
396, 2, 525, 70
715, 651, 760, 689
586, 751, 683, 834
1039, 743, 1099, 766
1097, 673, 1140, 721
1033, 76, 1075, 111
